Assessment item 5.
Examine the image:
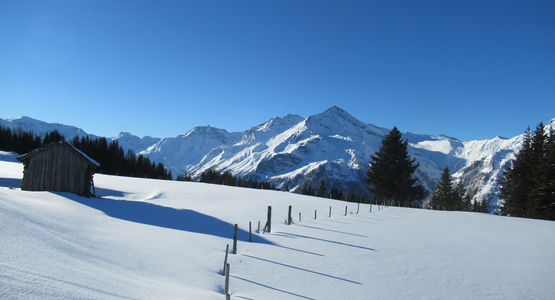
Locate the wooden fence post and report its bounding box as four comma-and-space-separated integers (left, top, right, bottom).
329, 206, 332, 218
345, 205, 347, 216
222, 244, 229, 275
263, 206, 272, 233
315, 209, 317, 219
258, 221, 260, 233
370, 204, 372, 213
299, 212, 301, 222
357, 202, 360, 214
233, 224, 238, 254
224, 262, 230, 299
268, 206, 272, 232
287, 205, 293, 225
249, 221, 252, 242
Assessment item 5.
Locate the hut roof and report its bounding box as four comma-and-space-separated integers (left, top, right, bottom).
17, 140, 100, 167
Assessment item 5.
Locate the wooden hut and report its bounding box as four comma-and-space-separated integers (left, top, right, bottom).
17, 140, 100, 197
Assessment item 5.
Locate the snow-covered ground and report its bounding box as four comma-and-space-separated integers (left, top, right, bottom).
1, 160, 554, 299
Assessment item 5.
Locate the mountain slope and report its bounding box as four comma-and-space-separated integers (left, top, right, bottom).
2, 108, 553, 211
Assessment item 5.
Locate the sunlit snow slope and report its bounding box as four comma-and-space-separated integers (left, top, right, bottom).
1, 161, 554, 299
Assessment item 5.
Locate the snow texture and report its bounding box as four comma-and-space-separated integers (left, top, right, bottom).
1, 160, 554, 299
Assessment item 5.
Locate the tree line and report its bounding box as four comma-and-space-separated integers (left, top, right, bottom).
431, 166, 488, 212
0, 126, 172, 180
0, 127, 69, 154
70, 135, 172, 180
300, 179, 366, 203
0, 126, 42, 154
191, 168, 278, 190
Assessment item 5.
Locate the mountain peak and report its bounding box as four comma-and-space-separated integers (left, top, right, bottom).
7, 116, 46, 124
324, 106, 347, 114
306, 106, 365, 130
320, 106, 359, 120
182, 125, 234, 142
254, 114, 304, 133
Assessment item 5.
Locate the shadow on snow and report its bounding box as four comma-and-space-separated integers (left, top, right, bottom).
0, 177, 22, 189
241, 254, 361, 285
231, 275, 318, 300
274, 231, 375, 251
61, 189, 274, 245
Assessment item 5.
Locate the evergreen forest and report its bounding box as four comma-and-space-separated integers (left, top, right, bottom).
300, 179, 366, 203
0, 127, 42, 154
70, 135, 172, 180
194, 169, 278, 190
0, 127, 172, 180
431, 166, 488, 213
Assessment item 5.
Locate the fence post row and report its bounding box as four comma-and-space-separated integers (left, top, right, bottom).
221, 200, 398, 299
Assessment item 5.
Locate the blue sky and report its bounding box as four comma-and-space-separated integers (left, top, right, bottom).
1, 0, 554, 141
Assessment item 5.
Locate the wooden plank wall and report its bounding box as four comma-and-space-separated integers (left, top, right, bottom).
21, 143, 92, 196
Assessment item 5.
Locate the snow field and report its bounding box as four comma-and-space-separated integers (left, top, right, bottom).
1, 161, 554, 299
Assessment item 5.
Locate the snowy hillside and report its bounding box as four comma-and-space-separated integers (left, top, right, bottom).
1, 160, 554, 299
2, 108, 555, 211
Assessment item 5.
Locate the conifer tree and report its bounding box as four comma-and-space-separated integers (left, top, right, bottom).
432, 167, 457, 210
499, 128, 533, 217
365, 127, 427, 206
42, 130, 65, 145
459, 184, 472, 211
480, 198, 489, 213
536, 131, 555, 219
318, 179, 327, 198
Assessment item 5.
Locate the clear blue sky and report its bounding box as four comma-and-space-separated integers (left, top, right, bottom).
1, 0, 554, 141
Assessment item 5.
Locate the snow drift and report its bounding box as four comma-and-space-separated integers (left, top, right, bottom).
1, 160, 554, 299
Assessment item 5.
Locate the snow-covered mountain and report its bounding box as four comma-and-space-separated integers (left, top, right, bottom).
2, 108, 553, 211
0, 116, 96, 140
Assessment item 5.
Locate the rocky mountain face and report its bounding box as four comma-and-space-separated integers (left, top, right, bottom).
3, 108, 553, 211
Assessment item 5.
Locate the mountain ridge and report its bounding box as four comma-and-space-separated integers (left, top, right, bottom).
2, 108, 554, 211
